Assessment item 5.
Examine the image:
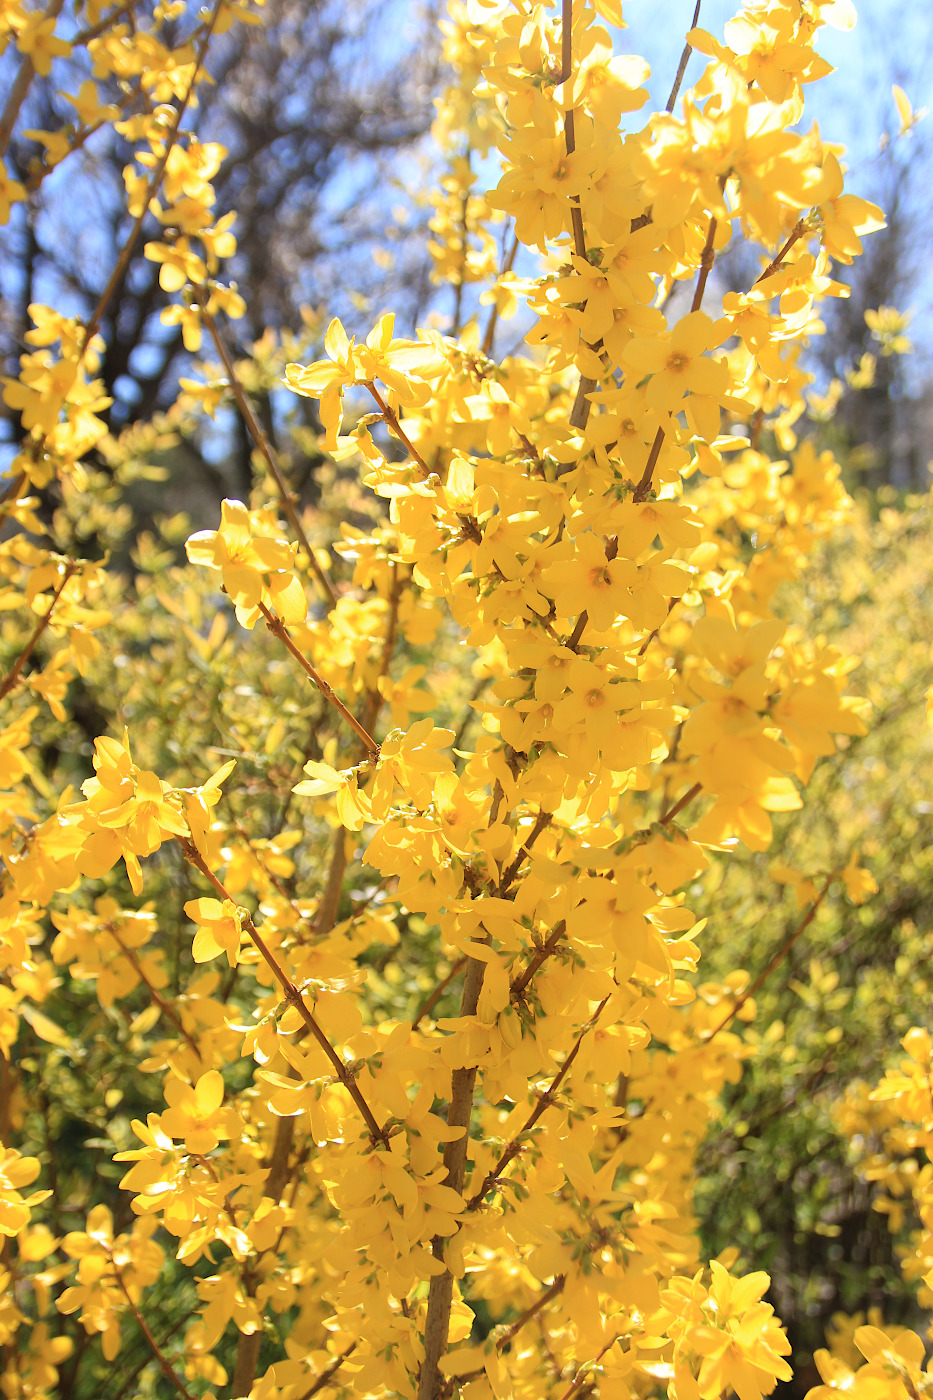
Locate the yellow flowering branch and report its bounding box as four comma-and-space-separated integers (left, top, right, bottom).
82, 2, 222, 350
633, 206, 802, 505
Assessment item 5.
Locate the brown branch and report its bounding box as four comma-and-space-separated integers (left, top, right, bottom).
556, 1337, 620, 1400
754, 218, 807, 286
70, 0, 137, 46
465, 996, 610, 1211
690, 215, 718, 314
199, 302, 337, 608
704, 873, 833, 1040
558, 0, 587, 261
180, 839, 388, 1145
453, 675, 489, 754
297, 1343, 358, 1400
0, 0, 66, 158
366, 381, 433, 477
418, 951, 488, 1400
497, 810, 553, 895
511, 920, 566, 1000
0, 561, 76, 704
412, 956, 467, 1030
109, 1254, 196, 1400
496, 1275, 566, 1347
665, 0, 702, 113
259, 603, 379, 758
632, 425, 667, 505
316, 828, 348, 934
106, 922, 200, 1057
658, 781, 702, 827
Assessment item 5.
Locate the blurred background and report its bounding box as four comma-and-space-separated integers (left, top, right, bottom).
2, 5, 933, 1394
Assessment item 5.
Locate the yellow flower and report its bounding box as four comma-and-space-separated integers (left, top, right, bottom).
159, 1071, 232, 1155
72, 732, 188, 895
186, 498, 307, 629
184, 896, 244, 967
284, 313, 445, 446
0, 1149, 51, 1237
623, 311, 730, 430
817, 154, 886, 265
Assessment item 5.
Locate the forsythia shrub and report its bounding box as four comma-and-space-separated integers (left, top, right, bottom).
0, 0, 927, 1398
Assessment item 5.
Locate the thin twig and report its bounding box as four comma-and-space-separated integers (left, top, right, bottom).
109, 1255, 196, 1400
439, 1277, 568, 1396
106, 922, 201, 1056
754, 218, 807, 286
0, 561, 76, 703
665, 0, 702, 113
704, 873, 834, 1039
297, 1343, 358, 1400
0, 0, 66, 158
367, 381, 433, 477
200, 302, 337, 608
637, 595, 678, 657
690, 214, 718, 313
412, 956, 467, 1030
180, 839, 388, 1145
497, 810, 553, 894
465, 997, 610, 1211
658, 781, 702, 827
259, 603, 379, 757
511, 921, 567, 1000
632, 425, 667, 505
